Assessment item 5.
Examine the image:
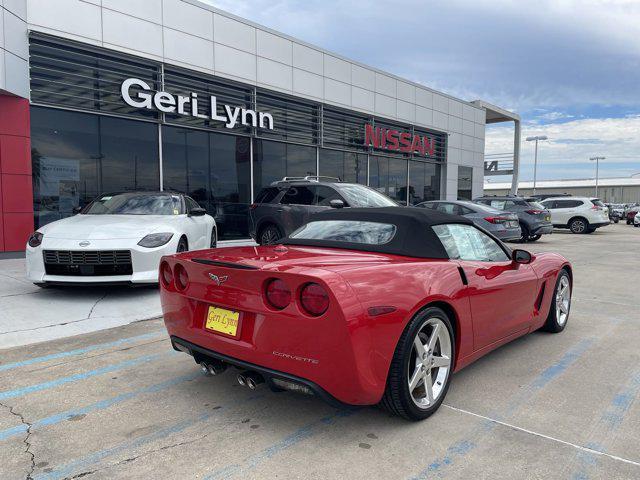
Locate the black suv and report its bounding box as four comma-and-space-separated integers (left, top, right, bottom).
250, 176, 397, 244
474, 195, 553, 242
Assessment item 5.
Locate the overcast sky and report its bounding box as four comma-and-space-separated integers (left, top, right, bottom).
207, 0, 640, 182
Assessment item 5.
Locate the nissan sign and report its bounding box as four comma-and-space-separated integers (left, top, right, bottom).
364, 124, 436, 156
121, 78, 275, 130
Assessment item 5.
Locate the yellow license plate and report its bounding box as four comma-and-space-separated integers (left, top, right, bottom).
205, 306, 240, 337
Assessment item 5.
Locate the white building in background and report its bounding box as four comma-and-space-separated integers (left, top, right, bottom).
485, 176, 640, 203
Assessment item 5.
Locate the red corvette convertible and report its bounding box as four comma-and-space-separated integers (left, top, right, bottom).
160, 207, 572, 420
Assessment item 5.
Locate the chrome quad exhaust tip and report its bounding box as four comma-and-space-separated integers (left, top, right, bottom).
200, 360, 227, 376
237, 371, 264, 389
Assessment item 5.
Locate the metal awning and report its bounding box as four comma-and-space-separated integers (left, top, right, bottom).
471, 100, 520, 124
471, 100, 521, 194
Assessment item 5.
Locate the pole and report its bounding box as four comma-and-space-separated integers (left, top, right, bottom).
532, 139, 539, 195
595, 157, 599, 198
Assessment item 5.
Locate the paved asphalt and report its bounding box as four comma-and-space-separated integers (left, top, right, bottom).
1, 224, 639, 479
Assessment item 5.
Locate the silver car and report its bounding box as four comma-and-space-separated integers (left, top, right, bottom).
417, 200, 522, 242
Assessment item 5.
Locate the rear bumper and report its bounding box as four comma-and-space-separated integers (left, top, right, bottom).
590, 222, 610, 228
531, 224, 554, 235
171, 336, 352, 408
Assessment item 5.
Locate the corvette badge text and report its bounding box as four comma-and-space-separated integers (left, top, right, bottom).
272, 351, 320, 365
121, 78, 275, 130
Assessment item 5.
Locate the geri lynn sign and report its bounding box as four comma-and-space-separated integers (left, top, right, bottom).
120, 78, 275, 130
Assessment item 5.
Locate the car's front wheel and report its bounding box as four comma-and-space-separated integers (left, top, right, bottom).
380, 307, 454, 421
542, 270, 571, 333
177, 237, 188, 253
529, 234, 542, 242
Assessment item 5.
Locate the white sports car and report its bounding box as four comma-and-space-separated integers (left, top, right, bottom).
26, 191, 216, 286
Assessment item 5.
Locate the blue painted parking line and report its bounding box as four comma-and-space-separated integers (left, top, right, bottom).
0, 331, 166, 373
408, 337, 595, 480
0, 352, 174, 401
34, 393, 264, 480
0, 371, 201, 442
569, 370, 640, 479
204, 409, 355, 480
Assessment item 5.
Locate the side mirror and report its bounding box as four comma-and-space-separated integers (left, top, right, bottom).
189, 207, 207, 217
72, 206, 83, 214
329, 199, 345, 209
512, 249, 532, 264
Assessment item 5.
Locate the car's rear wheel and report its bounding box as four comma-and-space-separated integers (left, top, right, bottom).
569, 218, 588, 234
380, 307, 454, 421
177, 236, 188, 253
542, 270, 571, 333
259, 224, 282, 245
529, 234, 542, 242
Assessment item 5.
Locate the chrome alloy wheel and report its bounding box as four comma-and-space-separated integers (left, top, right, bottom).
407, 318, 452, 409
555, 275, 571, 326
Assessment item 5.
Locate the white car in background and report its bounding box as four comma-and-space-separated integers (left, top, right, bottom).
634, 212, 640, 227
540, 197, 610, 234
26, 192, 216, 286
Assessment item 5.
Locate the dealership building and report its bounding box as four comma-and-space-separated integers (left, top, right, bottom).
0, 0, 519, 252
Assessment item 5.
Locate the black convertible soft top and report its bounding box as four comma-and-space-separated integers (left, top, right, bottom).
281, 206, 474, 259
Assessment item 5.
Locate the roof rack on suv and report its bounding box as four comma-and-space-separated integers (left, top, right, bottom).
280, 176, 342, 182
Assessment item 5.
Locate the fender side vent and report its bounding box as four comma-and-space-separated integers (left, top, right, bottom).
191, 259, 258, 270
457, 266, 468, 286
535, 282, 547, 311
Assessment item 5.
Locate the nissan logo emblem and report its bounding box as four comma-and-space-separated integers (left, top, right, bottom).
79, 241, 90, 247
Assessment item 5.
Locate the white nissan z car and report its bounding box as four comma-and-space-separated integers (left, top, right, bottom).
26, 192, 216, 286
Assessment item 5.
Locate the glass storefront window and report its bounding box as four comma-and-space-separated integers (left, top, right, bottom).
458, 166, 473, 200
31, 107, 159, 228
409, 161, 441, 205
319, 149, 367, 184
162, 127, 251, 240
252, 139, 316, 192
369, 155, 408, 204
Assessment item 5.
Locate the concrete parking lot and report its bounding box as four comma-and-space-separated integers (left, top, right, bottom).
1, 224, 639, 479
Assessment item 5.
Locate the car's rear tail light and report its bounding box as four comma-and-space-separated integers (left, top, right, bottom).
299, 283, 329, 316
174, 264, 189, 291
590, 205, 601, 210
265, 279, 291, 310
160, 262, 173, 288
525, 209, 544, 215
484, 216, 511, 224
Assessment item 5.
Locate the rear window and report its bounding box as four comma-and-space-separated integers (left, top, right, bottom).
289, 220, 396, 245
254, 187, 280, 204
527, 201, 546, 210
591, 199, 605, 207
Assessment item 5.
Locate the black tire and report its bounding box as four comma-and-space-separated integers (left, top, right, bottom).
529, 234, 542, 242
586, 228, 596, 234
177, 236, 188, 253
210, 227, 218, 248
613, 218, 619, 224
627, 219, 632, 225
541, 270, 572, 333
258, 224, 282, 245
635, 224, 640, 228
379, 306, 455, 421
519, 223, 530, 243
569, 217, 589, 234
